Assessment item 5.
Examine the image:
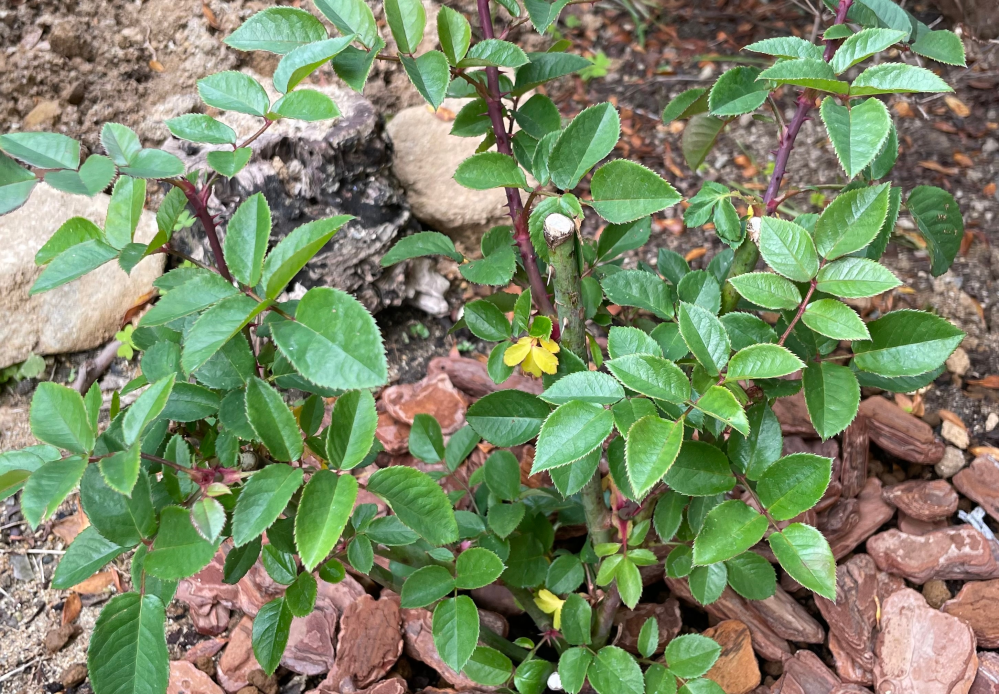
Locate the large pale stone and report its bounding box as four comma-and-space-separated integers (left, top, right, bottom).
0, 183, 164, 368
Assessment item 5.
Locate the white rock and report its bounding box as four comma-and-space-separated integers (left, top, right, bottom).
941, 420, 970, 449
0, 184, 164, 369
987, 413, 999, 432
936, 446, 967, 478
946, 347, 971, 376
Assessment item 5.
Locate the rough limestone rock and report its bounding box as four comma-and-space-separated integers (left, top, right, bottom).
163, 79, 443, 315
874, 588, 978, 694
386, 98, 513, 245
941, 579, 999, 648
0, 183, 164, 369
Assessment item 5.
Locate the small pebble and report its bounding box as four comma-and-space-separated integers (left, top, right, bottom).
936, 446, 967, 479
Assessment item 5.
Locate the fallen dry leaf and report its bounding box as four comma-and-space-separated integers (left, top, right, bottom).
432, 106, 457, 121
960, 231, 975, 256
201, 2, 220, 29
938, 409, 967, 429
684, 247, 708, 262
62, 592, 82, 626
893, 101, 915, 118
894, 393, 914, 413
919, 160, 959, 176
149, 60, 165, 73
72, 571, 115, 594
945, 95, 970, 118
970, 446, 999, 458
933, 121, 959, 134
953, 152, 974, 168
985, 182, 997, 197
53, 511, 89, 545
967, 375, 999, 389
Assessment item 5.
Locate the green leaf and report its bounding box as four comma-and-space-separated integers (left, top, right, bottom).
271, 89, 340, 121
524, 0, 570, 33
728, 402, 782, 480
367, 466, 458, 545
52, 526, 128, 589
616, 556, 643, 608
433, 595, 479, 672
88, 593, 168, 694
381, 231, 463, 265
140, 273, 239, 326
645, 663, 678, 694
295, 470, 357, 570
665, 634, 721, 679
488, 501, 525, 538
270, 286, 387, 389
21, 456, 87, 529
759, 216, 819, 282
678, 302, 730, 377
637, 617, 659, 659
625, 415, 684, 498
727, 272, 801, 310
911, 28, 966, 66
850, 62, 952, 95
515, 94, 562, 140
815, 257, 901, 297
165, 114, 237, 144
326, 389, 378, 469
681, 679, 726, 694
547, 554, 585, 594
852, 309, 963, 377
460, 245, 517, 286
597, 217, 651, 261
560, 592, 592, 646
666, 545, 693, 578
223, 538, 261, 584
693, 500, 767, 565
232, 464, 304, 546
758, 453, 832, 521
720, 314, 776, 353
681, 114, 725, 170
252, 598, 293, 675
757, 58, 848, 94
549, 102, 620, 190
401, 51, 451, 110
708, 66, 769, 117
463, 299, 512, 341
548, 448, 600, 498
533, 401, 614, 473
314, 0, 379, 48
725, 551, 777, 600
223, 193, 271, 287
540, 371, 625, 406
606, 354, 690, 403
465, 646, 513, 687
559, 648, 593, 694
653, 491, 688, 543
906, 185, 963, 277
802, 298, 869, 340
437, 5, 471, 64
456, 547, 506, 589
768, 523, 836, 599
245, 377, 304, 462
207, 148, 253, 177
663, 441, 735, 497
744, 36, 822, 60
515, 658, 554, 694
401, 565, 454, 608
181, 295, 268, 373
459, 38, 529, 68
123, 374, 174, 446
514, 52, 591, 94
144, 506, 218, 579
197, 71, 270, 116
831, 28, 908, 73
0, 152, 36, 214
331, 40, 384, 91
285, 571, 318, 618
117, 148, 184, 179
30, 239, 118, 295
190, 497, 226, 542
29, 382, 95, 454
588, 646, 644, 694
608, 326, 663, 360
802, 361, 860, 440
454, 152, 528, 191
661, 88, 709, 125
590, 160, 682, 224
100, 123, 142, 167
484, 450, 523, 501
693, 386, 749, 435
466, 390, 549, 446
726, 343, 804, 381
99, 444, 142, 497
80, 465, 156, 546
820, 97, 892, 179
225, 7, 327, 54
44, 154, 116, 197
815, 183, 890, 259
0, 131, 80, 169
273, 36, 355, 93
385, 0, 426, 53
601, 270, 676, 320
409, 413, 445, 463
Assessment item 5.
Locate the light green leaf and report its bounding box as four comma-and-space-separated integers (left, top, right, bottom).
30, 239, 117, 295
401, 51, 451, 110
207, 148, 253, 177
459, 39, 529, 68
831, 28, 908, 73
757, 58, 848, 94
409, 413, 445, 463
460, 244, 516, 286
601, 269, 675, 320
437, 6, 471, 65
140, 272, 238, 326
725, 551, 777, 600
455, 152, 528, 190
0, 152, 37, 214
693, 386, 749, 435
727, 272, 802, 310
726, 343, 803, 381
802, 361, 860, 440
223, 193, 271, 287
907, 185, 963, 277
850, 62, 953, 95
181, 295, 268, 373
768, 523, 836, 599
367, 466, 458, 545
757, 453, 832, 521
463, 299, 512, 341
815, 257, 901, 297
401, 565, 454, 608
295, 470, 357, 570
802, 298, 870, 340
820, 97, 891, 179
625, 415, 684, 498
693, 500, 767, 565
814, 183, 890, 259
911, 28, 966, 66
122, 374, 174, 446
708, 66, 769, 117
852, 309, 963, 377
608, 326, 663, 360
465, 646, 513, 688
224, 7, 327, 54
326, 389, 378, 469
515, 94, 562, 140
144, 506, 219, 579
678, 302, 730, 377
246, 377, 304, 462
524, 0, 571, 33
314, 0, 379, 48
588, 646, 644, 694
466, 390, 550, 446
759, 216, 819, 282
456, 547, 506, 590
559, 648, 593, 694
252, 598, 293, 675
88, 593, 168, 694
52, 526, 128, 589
271, 89, 340, 121
197, 71, 270, 116
532, 401, 614, 473
104, 176, 146, 250
663, 441, 735, 497
231, 464, 304, 546
661, 88, 708, 125
165, 114, 237, 144
44, 154, 116, 197
117, 149, 184, 179
549, 102, 620, 190
0, 132, 80, 169
97, 443, 141, 497
540, 371, 625, 406
385, 0, 426, 54
100, 123, 141, 167
590, 160, 682, 224
514, 52, 591, 94
29, 382, 94, 454
35, 217, 104, 265
381, 231, 463, 265
744, 36, 822, 60
273, 36, 355, 93
21, 456, 87, 529
665, 634, 721, 679
433, 595, 479, 672
606, 354, 691, 403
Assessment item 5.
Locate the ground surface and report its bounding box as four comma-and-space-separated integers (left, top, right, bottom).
2, 0, 999, 692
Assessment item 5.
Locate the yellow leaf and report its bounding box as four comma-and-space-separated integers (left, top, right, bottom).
504, 339, 532, 367
532, 346, 559, 375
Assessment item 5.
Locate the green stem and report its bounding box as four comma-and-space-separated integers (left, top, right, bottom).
480, 623, 530, 663
506, 585, 555, 632
545, 216, 587, 359
720, 238, 760, 314
591, 585, 621, 649
581, 475, 612, 545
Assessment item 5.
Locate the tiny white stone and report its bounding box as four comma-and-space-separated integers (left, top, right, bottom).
986, 412, 998, 432
945, 347, 970, 376
547, 671, 563, 691
935, 446, 967, 478
941, 419, 969, 449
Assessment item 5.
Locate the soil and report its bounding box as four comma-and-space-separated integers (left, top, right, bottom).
2, 0, 999, 692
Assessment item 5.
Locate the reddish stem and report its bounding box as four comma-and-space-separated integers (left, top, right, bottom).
476, 0, 559, 338
174, 178, 233, 283
778, 278, 817, 346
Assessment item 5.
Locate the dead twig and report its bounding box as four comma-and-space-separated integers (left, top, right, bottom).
72, 339, 121, 394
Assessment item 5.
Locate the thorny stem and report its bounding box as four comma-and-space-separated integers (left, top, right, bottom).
477, 0, 559, 338
172, 177, 233, 283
